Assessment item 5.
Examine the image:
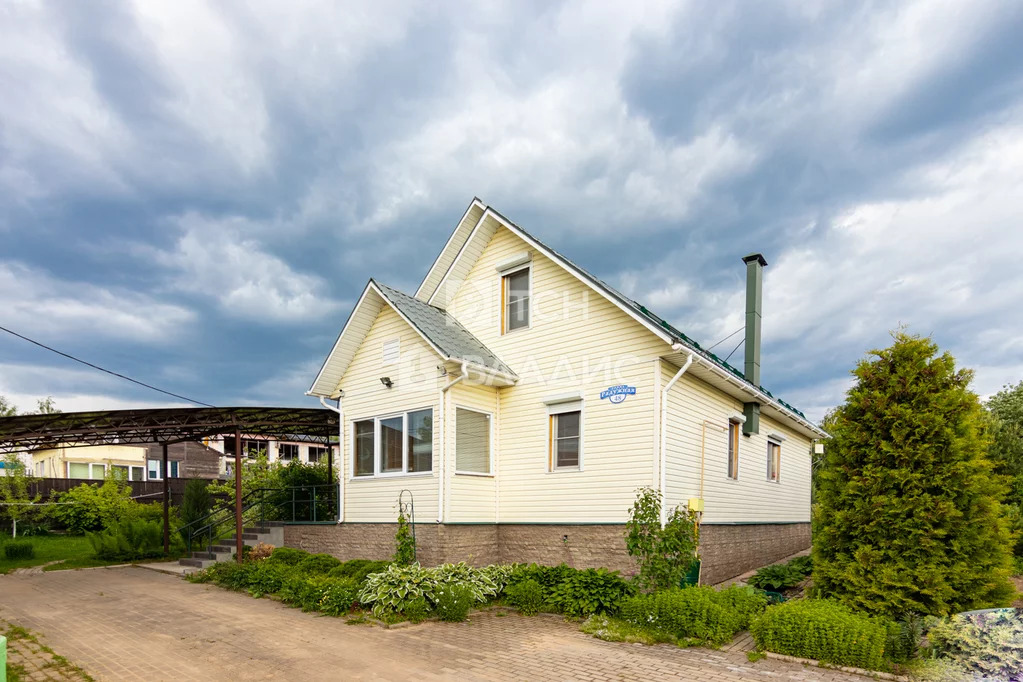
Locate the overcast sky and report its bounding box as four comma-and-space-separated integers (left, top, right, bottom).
1, 1, 1021, 421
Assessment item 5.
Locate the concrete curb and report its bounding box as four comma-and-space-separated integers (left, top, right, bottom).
762, 652, 910, 681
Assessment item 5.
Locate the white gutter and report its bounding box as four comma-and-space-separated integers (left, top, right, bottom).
438, 361, 468, 523
318, 395, 345, 523
676, 351, 826, 439
660, 348, 694, 528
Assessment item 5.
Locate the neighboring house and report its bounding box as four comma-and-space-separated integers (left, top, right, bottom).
208, 435, 338, 473
141, 442, 224, 480
304, 198, 827, 583
32, 441, 224, 481
33, 444, 148, 481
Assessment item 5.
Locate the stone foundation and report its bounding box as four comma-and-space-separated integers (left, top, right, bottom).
283, 521, 811, 584
698, 523, 811, 584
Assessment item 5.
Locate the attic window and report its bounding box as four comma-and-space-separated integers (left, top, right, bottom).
502, 265, 530, 333
382, 338, 400, 366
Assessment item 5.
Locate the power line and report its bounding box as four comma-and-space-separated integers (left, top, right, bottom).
0, 324, 214, 408
705, 326, 744, 351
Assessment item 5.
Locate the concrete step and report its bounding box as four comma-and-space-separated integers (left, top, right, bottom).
178, 557, 209, 568
221, 533, 261, 542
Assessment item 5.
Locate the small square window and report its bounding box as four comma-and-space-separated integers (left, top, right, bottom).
308, 446, 329, 463
278, 443, 299, 461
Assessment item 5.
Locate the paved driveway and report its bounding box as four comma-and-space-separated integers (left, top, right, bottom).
0, 566, 866, 681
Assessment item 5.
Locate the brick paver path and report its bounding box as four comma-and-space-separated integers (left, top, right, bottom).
2, 618, 90, 681
0, 566, 869, 681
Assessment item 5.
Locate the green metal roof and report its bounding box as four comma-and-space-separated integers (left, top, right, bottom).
488, 208, 810, 421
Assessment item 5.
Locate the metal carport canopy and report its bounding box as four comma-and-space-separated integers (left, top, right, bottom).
0, 406, 340, 560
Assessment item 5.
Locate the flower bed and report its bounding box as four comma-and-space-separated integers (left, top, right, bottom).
189, 549, 636, 625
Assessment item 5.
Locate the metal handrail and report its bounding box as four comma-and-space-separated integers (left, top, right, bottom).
177, 484, 339, 555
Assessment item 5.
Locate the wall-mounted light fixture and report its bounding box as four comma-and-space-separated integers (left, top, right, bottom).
380, 377, 393, 388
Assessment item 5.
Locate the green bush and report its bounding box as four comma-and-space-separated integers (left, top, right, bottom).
433, 562, 499, 604
3, 540, 35, 560
267, 546, 310, 566
814, 333, 1015, 618
620, 587, 742, 645
548, 568, 635, 617
88, 519, 184, 561
479, 564, 517, 594
748, 563, 806, 591
394, 507, 415, 566
179, 479, 213, 544
357, 562, 498, 619
358, 563, 442, 619
278, 573, 318, 607
505, 579, 544, 616
15, 523, 50, 537
715, 585, 769, 629
434, 584, 473, 622
507, 563, 575, 600
244, 561, 291, 597
297, 553, 342, 575
315, 577, 359, 616
272, 460, 334, 521
328, 559, 390, 584
625, 487, 700, 591
925, 609, 1023, 681
788, 555, 812, 575
751, 599, 890, 671
403, 597, 431, 623
188, 560, 255, 590
48, 479, 137, 534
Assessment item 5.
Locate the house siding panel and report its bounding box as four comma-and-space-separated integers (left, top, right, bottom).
662, 361, 813, 524
446, 226, 667, 523
338, 304, 442, 522
447, 382, 498, 522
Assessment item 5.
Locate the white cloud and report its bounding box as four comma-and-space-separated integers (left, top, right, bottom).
152, 213, 342, 322
615, 119, 1023, 417
0, 262, 195, 344
0, 1, 133, 199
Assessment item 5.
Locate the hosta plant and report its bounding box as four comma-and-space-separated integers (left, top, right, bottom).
358, 563, 442, 618
433, 562, 499, 603
548, 568, 635, 617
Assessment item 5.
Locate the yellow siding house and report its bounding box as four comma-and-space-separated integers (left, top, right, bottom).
303, 198, 827, 583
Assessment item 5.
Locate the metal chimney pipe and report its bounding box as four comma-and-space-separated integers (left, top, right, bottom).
741, 253, 767, 435
741, 253, 767, 385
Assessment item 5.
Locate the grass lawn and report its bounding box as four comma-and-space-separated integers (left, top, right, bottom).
0, 534, 180, 574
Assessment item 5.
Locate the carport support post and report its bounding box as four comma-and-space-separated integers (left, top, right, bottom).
162, 443, 170, 554
235, 428, 243, 564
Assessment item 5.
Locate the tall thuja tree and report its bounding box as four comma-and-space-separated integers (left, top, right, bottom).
987, 380, 1023, 559
813, 332, 1015, 618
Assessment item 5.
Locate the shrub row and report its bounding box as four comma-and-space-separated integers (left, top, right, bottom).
751, 599, 890, 671
89, 519, 185, 561
619, 585, 767, 645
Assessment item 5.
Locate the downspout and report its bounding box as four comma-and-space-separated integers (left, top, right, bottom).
319, 395, 344, 523
660, 349, 694, 528
438, 361, 468, 523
